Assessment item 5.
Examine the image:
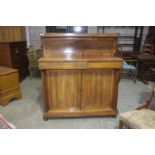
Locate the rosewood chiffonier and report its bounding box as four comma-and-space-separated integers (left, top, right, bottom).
39, 33, 123, 120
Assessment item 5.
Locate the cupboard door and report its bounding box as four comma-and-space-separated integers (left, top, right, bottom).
81, 69, 116, 111
45, 70, 81, 112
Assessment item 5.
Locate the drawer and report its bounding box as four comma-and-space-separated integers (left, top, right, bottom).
39, 62, 88, 69
39, 61, 122, 70
87, 61, 122, 69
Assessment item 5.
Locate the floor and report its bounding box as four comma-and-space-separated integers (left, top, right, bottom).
0, 77, 154, 129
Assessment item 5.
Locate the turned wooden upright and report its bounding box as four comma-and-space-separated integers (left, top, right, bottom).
39, 33, 123, 120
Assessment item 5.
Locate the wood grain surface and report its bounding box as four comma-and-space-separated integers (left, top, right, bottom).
39, 33, 123, 119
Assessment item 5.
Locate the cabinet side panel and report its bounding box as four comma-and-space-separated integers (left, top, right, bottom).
41, 71, 49, 112
0, 43, 12, 67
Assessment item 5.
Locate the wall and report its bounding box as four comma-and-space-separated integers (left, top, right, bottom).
28, 26, 45, 49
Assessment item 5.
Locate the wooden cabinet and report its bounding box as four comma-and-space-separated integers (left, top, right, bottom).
39, 33, 123, 119
0, 26, 25, 42
146, 26, 155, 55
0, 66, 21, 106
0, 41, 29, 80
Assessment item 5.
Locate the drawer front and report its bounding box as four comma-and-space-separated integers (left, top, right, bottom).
87, 61, 122, 69
0, 72, 19, 91
39, 61, 122, 70
39, 62, 88, 70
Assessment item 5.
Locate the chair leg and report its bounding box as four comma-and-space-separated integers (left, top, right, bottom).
28, 66, 32, 79
29, 70, 32, 79
119, 120, 124, 129
134, 69, 137, 83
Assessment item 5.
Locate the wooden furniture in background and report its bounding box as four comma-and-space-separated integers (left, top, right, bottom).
145, 26, 155, 55
0, 26, 28, 80
0, 41, 29, 80
119, 84, 155, 129
0, 26, 25, 42
39, 33, 123, 120
0, 66, 21, 106
142, 43, 154, 55
131, 54, 155, 83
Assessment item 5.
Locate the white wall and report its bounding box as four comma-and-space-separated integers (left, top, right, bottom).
25, 26, 30, 48
29, 26, 46, 50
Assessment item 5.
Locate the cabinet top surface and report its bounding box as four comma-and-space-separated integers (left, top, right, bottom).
0, 41, 26, 43
40, 33, 118, 38
0, 66, 17, 75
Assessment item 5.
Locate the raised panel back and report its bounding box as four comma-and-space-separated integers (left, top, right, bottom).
41, 33, 118, 59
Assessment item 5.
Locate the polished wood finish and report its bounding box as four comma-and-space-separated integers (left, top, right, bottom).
40, 33, 118, 58
39, 57, 123, 70
39, 33, 123, 119
0, 66, 21, 106
0, 26, 25, 42
0, 41, 29, 80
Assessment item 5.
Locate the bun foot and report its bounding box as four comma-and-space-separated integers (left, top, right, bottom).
43, 117, 48, 121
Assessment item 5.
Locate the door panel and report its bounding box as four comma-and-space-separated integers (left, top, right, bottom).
81, 69, 115, 110
45, 70, 81, 112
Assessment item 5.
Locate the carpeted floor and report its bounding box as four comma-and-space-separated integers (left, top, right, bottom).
0, 77, 154, 129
